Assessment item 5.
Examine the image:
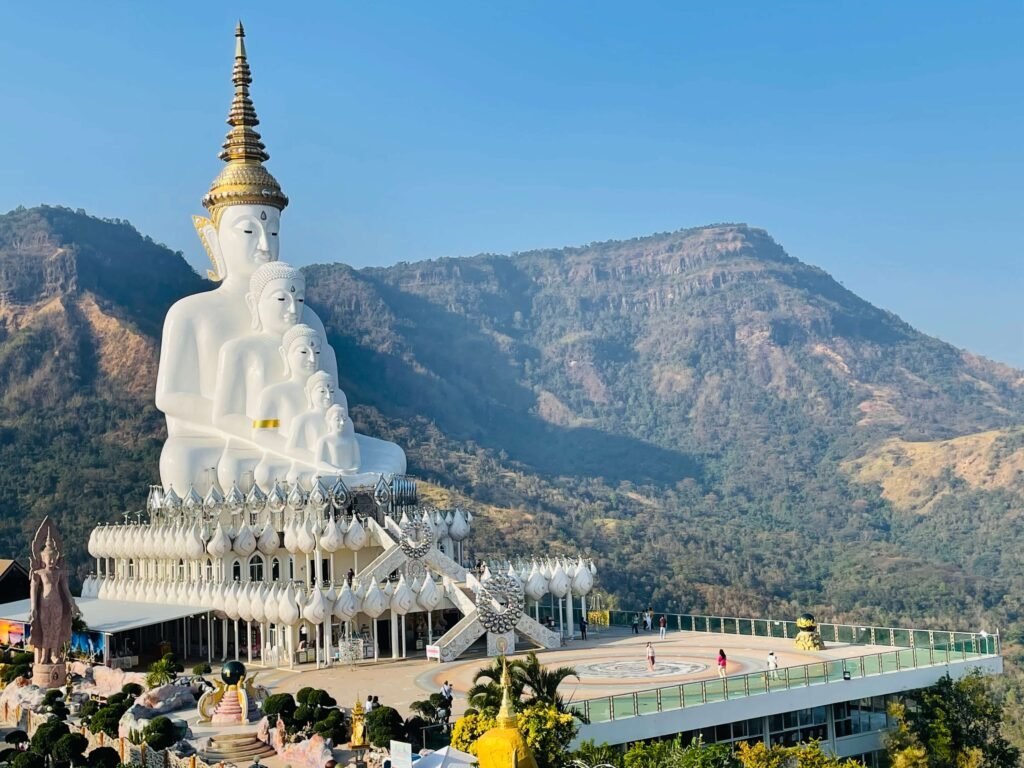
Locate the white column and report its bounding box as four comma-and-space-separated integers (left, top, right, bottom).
222, 619, 229, 662
233, 620, 240, 661
372, 620, 379, 662
401, 615, 407, 658
206, 613, 212, 663
566, 588, 574, 639
391, 612, 400, 660
427, 613, 433, 645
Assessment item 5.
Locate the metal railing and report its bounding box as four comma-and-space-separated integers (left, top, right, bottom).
570, 639, 1000, 724
593, 609, 997, 651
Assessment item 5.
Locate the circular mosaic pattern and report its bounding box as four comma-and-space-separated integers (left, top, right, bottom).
400, 518, 434, 560
477, 573, 525, 634
575, 659, 707, 679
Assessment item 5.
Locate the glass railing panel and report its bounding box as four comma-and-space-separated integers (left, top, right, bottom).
612, 694, 636, 720
880, 650, 902, 673
892, 629, 911, 647
738, 618, 753, 636
820, 624, 837, 643
709, 616, 723, 633
863, 654, 882, 676
660, 685, 683, 712
770, 671, 790, 696
897, 649, 915, 669
753, 619, 768, 637
824, 660, 846, 681
683, 681, 705, 706
723, 617, 737, 635
704, 680, 727, 703
726, 675, 747, 698
769, 620, 786, 638
746, 672, 769, 695
587, 698, 611, 723
913, 630, 931, 650
680, 615, 694, 632
836, 625, 854, 644
637, 690, 659, 715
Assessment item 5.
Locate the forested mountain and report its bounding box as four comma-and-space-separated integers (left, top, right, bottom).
1, 205, 1022, 632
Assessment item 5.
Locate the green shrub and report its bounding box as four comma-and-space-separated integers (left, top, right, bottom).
262, 693, 297, 724
4, 731, 29, 748
31, 719, 70, 757
141, 716, 176, 750
120, 683, 144, 698
365, 706, 406, 748
191, 663, 211, 676
52, 733, 89, 767
86, 748, 120, 768
88, 705, 128, 739
78, 700, 101, 724
11, 752, 45, 768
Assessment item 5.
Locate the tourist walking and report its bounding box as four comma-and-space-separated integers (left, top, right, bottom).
659, 615, 667, 639
645, 606, 654, 631
631, 613, 640, 634
646, 642, 656, 671
766, 651, 779, 680
580, 616, 588, 640
717, 649, 727, 678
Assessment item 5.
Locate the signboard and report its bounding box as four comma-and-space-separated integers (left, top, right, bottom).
425, 644, 441, 660
390, 740, 413, 768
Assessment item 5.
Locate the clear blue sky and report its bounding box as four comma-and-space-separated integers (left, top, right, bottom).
1, 1, 1021, 364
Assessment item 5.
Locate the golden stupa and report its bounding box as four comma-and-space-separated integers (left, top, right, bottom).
202, 21, 288, 222
474, 658, 538, 768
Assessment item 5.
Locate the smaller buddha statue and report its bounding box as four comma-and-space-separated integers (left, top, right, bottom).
315, 404, 360, 473
474, 658, 538, 768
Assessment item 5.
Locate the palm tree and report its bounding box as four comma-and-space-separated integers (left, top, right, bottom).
516, 652, 584, 720
467, 656, 526, 715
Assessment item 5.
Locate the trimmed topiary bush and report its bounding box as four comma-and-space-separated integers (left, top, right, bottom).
365, 706, 406, 748
86, 747, 120, 768
141, 717, 176, 750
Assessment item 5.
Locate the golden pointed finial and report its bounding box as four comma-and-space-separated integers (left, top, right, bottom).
202, 21, 288, 222
496, 656, 517, 727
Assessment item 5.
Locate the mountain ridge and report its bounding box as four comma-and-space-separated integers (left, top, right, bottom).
1, 205, 1022, 630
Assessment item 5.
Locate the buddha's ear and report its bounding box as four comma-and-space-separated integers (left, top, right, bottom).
192, 215, 225, 282
246, 293, 260, 330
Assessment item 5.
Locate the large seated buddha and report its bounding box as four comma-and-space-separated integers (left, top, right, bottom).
155, 23, 405, 495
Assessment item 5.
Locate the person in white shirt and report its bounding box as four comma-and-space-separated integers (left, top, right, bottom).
767, 651, 779, 680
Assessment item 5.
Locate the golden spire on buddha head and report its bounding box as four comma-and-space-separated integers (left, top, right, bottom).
202, 21, 288, 224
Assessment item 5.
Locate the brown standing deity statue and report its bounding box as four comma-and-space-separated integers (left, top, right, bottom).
28, 517, 76, 686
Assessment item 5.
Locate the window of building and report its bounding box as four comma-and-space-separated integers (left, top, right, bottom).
178, 559, 185, 580
205, 558, 213, 581
272, 558, 281, 582
232, 559, 242, 582
249, 554, 265, 582
127, 559, 135, 579
834, 697, 894, 738
769, 706, 827, 746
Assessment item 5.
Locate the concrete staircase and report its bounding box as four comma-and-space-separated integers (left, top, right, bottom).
434, 613, 484, 662
199, 732, 276, 762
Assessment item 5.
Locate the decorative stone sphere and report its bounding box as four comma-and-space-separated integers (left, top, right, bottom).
796, 613, 817, 631
222, 660, 247, 686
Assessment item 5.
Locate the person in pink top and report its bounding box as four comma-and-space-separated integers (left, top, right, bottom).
717, 649, 727, 678
646, 642, 656, 671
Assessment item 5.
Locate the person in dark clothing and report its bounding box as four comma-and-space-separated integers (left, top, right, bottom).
580, 616, 589, 640
631, 613, 640, 634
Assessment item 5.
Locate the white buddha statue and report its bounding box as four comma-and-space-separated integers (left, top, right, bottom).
156, 22, 406, 492
155, 23, 336, 493
213, 262, 305, 487
316, 404, 361, 473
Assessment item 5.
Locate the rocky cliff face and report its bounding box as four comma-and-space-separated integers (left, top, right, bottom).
1, 206, 1021, 627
